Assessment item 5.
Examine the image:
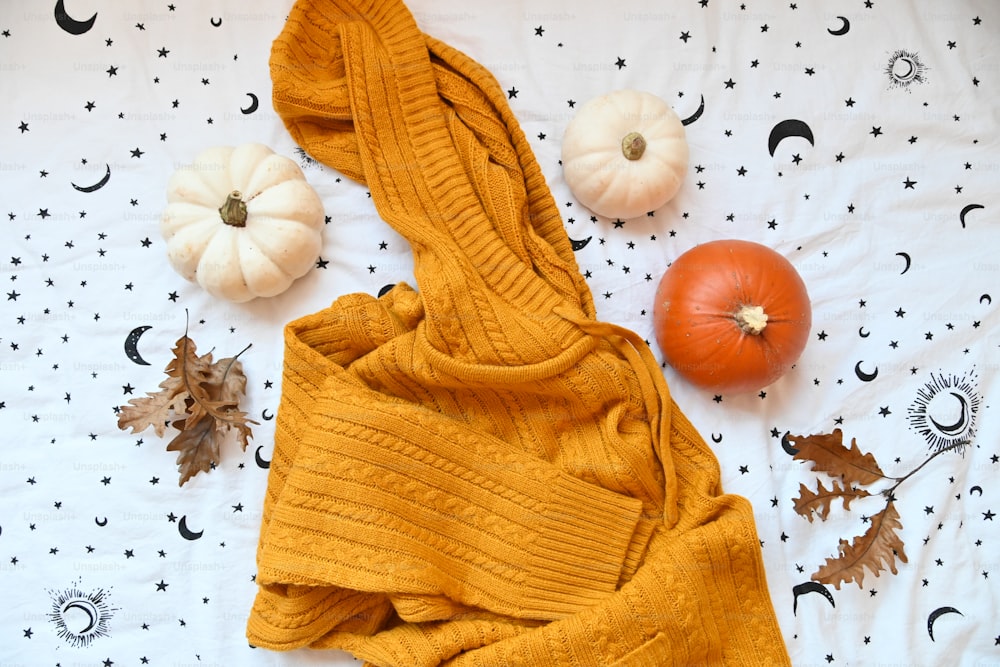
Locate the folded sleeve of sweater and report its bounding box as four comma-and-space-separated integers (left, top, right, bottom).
253, 287, 646, 624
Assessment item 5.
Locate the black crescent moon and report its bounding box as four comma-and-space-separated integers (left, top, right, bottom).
255, 445, 271, 469
768, 119, 815, 157
54, 0, 97, 35
855, 360, 878, 382
781, 431, 799, 456
981, 294, 992, 305
959, 203, 984, 228
178, 515, 204, 540
210, 17, 222, 27
929, 392, 969, 436
63, 600, 99, 633
897, 57, 916, 80
680, 94, 705, 126
895, 251, 911, 275
827, 16, 850, 36
377, 283, 396, 298
970, 485, 983, 496
241, 93, 259, 115
711, 432, 723, 443
94, 516, 108, 527
124, 325, 152, 365
927, 606, 963, 641
71, 163, 111, 193
792, 581, 835, 616
569, 236, 592, 251
858, 326, 870, 338
261, 408, 274, 421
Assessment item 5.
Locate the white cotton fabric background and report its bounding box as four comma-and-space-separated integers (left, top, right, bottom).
1, 1, 998, 665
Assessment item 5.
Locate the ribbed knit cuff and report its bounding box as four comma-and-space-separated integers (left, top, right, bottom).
517, 472, 644, 618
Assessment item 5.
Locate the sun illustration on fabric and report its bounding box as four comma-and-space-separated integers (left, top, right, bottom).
46, 582, 118, 648
907, 369, 980, 453
885, 49, 928, 91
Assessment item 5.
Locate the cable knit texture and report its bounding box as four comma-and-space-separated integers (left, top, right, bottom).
248, 0, 790, 664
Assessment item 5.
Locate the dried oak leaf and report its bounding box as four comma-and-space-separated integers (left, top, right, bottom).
118, 334, 256, 486
793, 480, 872, 523
787, 428, 885, 486
812, 501, 908, 589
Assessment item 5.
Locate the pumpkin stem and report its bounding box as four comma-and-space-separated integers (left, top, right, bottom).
735, 304, 768, 335
621, 131, 647, 160
219, 190, 248, 227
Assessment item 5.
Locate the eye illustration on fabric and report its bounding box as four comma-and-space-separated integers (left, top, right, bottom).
46, 582, 118, 648
907, 369, 981, 453
885, 49, 928, 91
294, 147, 321, 170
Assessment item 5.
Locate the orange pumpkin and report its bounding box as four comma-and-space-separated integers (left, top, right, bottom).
652, 239, 811, 394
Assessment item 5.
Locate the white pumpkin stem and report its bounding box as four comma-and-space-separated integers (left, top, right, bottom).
735, 304, 768, 335
219, 190, 248, 227
621, 131, 647, 160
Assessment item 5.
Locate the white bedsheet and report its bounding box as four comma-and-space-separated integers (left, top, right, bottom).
2, 1, 998, 664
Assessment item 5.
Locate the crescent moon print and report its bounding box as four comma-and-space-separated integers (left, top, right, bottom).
210, 16, 222, 27
780, 432, 799, 456
261, 408, 274, 421
569, 236, 592, 251
124, 325, 152, 365
981, 294, 992, 305
94, 516, 108, 527
970, 485, 983, 496
54, 0, 97, 35
792, 581, 835, 616
885, 49, 928, 91
895, 251, 911, 274
858, 326, 870, 338
711, 433, 723, 443
178, 515, 204, 540
927, 606, 963, 641
46, 583, 117, 647
680, 94, 705, 126
241, 92, 259, 115
255, 445, 271, 469
959, 203, 984, 228
827, 16, 850, 36
71, 163, 111, 193
907, 369, 981, 453
854, 360, 878, 382
768, 119, 814, 158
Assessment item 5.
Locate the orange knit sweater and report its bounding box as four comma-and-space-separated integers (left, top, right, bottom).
247, 1, 790, 664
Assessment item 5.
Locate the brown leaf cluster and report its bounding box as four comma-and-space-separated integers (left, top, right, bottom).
787, 429, 907, 589
118, 334, 257, 486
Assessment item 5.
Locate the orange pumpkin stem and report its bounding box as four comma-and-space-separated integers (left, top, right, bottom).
735, 304, 768, 335
621, 131, 647, 160
219, 190, 248, 227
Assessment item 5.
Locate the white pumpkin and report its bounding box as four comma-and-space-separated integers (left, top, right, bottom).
561, 89, 689, 220
160, 143, 325, 303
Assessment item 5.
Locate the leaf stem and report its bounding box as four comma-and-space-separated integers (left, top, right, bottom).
219, 342, 252, 390
882, 440, 968, 497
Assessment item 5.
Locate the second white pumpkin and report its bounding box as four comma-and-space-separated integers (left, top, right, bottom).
561, 90, 689, 220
